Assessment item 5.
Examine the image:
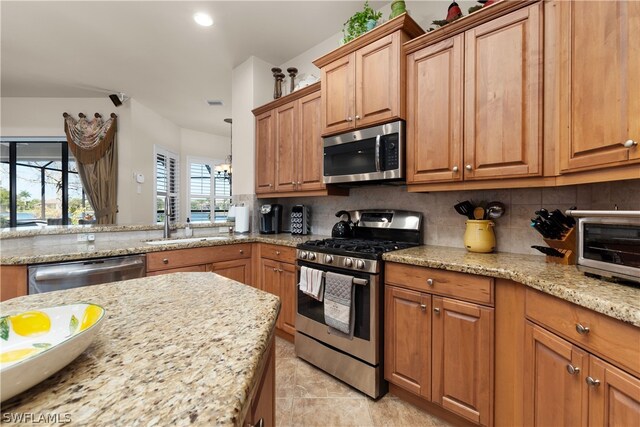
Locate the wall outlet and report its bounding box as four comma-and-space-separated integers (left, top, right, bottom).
77, 234, 88, 242
87, 234, 96, 242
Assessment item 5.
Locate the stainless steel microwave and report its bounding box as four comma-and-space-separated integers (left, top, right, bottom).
568, 210, 640, 284
323, 121, 404, 184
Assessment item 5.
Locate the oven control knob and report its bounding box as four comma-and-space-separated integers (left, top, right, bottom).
299, 251, 308, 260
356, 260, 366, 270
325, 255, 334, 264
344, 258, 354, 267
308, 252, 316, 261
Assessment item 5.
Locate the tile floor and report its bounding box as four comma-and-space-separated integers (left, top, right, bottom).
275, 337, 452, 426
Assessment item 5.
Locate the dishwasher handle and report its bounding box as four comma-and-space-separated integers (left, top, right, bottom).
34, 259, 145, 282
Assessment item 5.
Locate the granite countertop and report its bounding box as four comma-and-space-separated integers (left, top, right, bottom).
384, 246, 640, 327
0, 273, 280, 426
0, 233, 320, 265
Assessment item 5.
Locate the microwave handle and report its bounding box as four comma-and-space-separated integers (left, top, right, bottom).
375, 135, 381, 172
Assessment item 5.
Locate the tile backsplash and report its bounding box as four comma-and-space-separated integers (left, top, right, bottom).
273, 179, 640, 255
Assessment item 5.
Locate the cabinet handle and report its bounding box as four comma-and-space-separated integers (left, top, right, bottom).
622, 139, 638, 148
279, 268, 284, 273
426, 278, 434, 286
347, 116, 353, 122
239, 249, 244, 254
586, 377, 601, 387
297, 181, 301, 186
276, 251, 280, 255
355, 115, 360, 120
162, 258, 169, 264
576, 323, 590, 335
253, 418, 265, 427
420, 304, 427, 311
434, 308, 441, 314
465, 164, 473, 171
268, 183, 273, 187
452, 166, 459, 172
566, 364, 580, 375
273, 268, 278, 272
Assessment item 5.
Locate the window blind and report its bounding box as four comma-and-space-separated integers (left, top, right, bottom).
155, 148, 179, 223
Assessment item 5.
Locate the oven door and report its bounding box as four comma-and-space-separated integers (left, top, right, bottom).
296, 260, 381, 365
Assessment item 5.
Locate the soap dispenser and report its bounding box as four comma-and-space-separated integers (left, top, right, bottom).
185, 218, 193, 238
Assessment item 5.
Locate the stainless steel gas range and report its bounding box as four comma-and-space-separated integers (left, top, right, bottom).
294, 210, 423, 398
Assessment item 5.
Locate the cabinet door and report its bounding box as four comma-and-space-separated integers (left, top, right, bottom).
406, 35, 464, 184
279, 262, 297, 336
275, 102, 297, 192
297, 90, 326, 191
355, 32, 401, 128
146, 264, 208, 276
321, 53, 355, 135
524, 321, 588, 427
260, 258, 282, 328
432, 297, 494, 426
588, 356, 640, 427
246, 337, 275, 427
210, 258, 251, 286
559, 1, 640, 171
255, 110, 276, 193
384, 286, 431, 399
464, 3, 542, 180
0, 265, 27, 301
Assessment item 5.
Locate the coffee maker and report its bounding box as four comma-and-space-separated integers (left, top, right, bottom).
259, 204, 283, 234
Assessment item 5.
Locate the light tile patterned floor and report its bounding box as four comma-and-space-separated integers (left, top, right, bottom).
275, 337, 453, 427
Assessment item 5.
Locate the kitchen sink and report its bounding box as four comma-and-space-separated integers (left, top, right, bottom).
145, 236, 229, 245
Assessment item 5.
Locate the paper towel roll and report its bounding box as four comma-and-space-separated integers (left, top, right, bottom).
234, 206, 250, 233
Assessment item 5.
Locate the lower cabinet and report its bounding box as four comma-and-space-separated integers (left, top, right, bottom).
244, 335, 275, 427
259, 257, 296, 336
0, 265, 28, 301
524, 321, 640, 427
209, 258, 252, 285
384, 264, 495, 426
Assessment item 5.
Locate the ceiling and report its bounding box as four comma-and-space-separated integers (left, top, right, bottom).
1, 1, 387, 137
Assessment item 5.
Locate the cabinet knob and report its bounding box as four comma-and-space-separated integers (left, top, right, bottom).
268, 183, 273, 187
239, 249, 244, 254
347, 116, 353, 122
279, 268, 284, 273
586, 377, 601, 387
273, 268, 278, 272
434, 307, 441, 314
420, 304, 427, 311
162, 258, 169, 264
426, 278, 434, 286
291, 181, 295, 185
465, 164, 473, 171
575, 323, 590, 335
566, 364, 580, 375
276, 251, 281, 255
622, 139, 638, 148
452, 166, 459, 172
355, 115, 360, 120
297, 181, 301, 185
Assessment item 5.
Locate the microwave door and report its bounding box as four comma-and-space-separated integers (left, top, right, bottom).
324, 137, 378, 179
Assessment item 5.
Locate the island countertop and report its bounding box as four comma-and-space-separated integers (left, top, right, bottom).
0, 273, 280, 426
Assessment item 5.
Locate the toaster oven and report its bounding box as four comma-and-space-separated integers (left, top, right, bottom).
567, 210, 640, 284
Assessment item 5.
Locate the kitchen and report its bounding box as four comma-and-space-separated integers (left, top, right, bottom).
1, 1, 639, 426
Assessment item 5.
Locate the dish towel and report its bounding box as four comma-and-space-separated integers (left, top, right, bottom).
299, 266, 324, 301
324, 271, 355, 340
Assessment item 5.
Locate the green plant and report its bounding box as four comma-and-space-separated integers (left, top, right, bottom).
342, 1, 383, 44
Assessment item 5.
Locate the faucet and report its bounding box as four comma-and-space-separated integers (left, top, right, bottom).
163, 196, 171, 238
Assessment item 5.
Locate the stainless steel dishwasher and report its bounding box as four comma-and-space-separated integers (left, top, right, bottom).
28, 255, 146, 294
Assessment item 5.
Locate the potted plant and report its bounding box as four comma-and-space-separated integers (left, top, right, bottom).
341, 1, 383, 45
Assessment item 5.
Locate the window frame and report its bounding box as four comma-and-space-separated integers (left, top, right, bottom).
154, 145, 180, 224
186, 156, 231, 223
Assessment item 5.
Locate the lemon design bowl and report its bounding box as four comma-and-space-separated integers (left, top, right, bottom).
0, 303, 105, 402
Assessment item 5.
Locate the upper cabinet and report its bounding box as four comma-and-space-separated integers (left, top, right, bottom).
314, 14, 424, 136
406, 3, 542, 185
555, 0, 640, 173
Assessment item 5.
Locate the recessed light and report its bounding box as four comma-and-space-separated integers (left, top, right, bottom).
193, 12, 213, 27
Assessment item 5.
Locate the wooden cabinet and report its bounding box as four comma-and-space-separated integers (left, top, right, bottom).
556, 0, 640, 173
146, 244, 252, 285
384, 263, 494, 426
314, 14, 424, 136
0, 265, 27, 302
258, 244, 297, 337
244, 335, 275, 427
588, 355, 640, 427
253, 83, 341, 198
406, 3, 542, 185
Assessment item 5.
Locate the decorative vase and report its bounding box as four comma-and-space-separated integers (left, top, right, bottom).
390, 0, 406, 19
463, 220, 496, 253
366, 19, 377, 31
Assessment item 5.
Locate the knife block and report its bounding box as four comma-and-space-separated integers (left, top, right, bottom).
542, 227, 576, 265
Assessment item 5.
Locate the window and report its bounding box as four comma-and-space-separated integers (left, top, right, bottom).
188, 157, 231, 223
0, 139, 93, 228
155, 146, 179, 223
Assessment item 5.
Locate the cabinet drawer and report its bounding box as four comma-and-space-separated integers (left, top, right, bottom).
146, 264, 208, 276
146, 244, 251, 272
385, 262, 493, 305
526, 288, 640, 377
260, 244, 296, 263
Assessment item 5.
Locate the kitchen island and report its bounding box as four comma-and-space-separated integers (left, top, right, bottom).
0, 273, 280, 426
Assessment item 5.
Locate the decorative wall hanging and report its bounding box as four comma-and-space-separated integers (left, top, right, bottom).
63, 112, 118, 224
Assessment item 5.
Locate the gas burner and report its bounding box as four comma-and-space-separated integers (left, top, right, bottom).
298, 238, 417, 259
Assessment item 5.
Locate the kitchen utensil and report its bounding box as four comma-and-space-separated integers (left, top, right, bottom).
454, 201, 475, 219
331, 210, 353, 238
473, 207, 485, 220
531, 245, 564, 258
486, 201, 505, 219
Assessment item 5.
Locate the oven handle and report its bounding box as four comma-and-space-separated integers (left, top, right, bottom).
374, 135, 381, 172
296, 265, 369, 286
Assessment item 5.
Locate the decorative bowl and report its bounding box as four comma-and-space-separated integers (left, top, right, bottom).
0, 303, 105, 402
